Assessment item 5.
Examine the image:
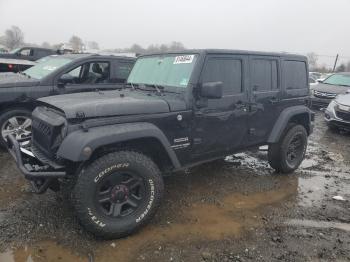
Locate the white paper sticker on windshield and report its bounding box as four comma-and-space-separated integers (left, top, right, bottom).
174, 55, 194, 64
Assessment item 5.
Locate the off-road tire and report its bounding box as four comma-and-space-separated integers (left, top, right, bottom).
0, 108, 32, 147
72, 151, 164, 239
268, 124, 308, 174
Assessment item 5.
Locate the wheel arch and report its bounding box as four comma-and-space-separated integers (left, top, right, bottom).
267, 105, 313, 143
57, 122, 181, 171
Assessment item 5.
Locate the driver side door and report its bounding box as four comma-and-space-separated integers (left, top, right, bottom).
54, 61, 118, 94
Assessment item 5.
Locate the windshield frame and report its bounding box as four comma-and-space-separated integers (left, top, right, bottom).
127, 53, 200, 94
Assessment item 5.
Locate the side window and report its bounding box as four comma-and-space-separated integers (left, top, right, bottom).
284, 61, 307, 89
88, 62, 110, 83
202, 58, 242, 95
67, 66, 82, 78
114, 62, 134, 83
61, 61, 110, 84
19, 48, 32, 56
251, 59, 278, 92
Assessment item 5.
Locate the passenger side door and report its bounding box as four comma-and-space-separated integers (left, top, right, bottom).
192, 55, 249, 160
247, 56, 281, 145
55, 61, 119, 94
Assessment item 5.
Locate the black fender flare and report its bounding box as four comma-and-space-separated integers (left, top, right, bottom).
57, 122, 181, 169
267, 105, 313, 143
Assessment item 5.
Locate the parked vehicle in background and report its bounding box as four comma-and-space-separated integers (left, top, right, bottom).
309, 75, 318, 86
310, 73, 350, 108
309, 71, 322, 80
0, 47, 57, 61
0, 47, 59, 73
6, 49, 314, 239
325, 93, 350, 131
0, 58, 37, 73
0, 53, 135, 146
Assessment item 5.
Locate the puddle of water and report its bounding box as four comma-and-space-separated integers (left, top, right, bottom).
94, 178, 298, 261
287, 219, 350, 232
0, 241, 86, 262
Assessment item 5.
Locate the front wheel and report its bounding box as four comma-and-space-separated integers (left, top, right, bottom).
0, 108, 32, 147
268, 124, 308, 174
72, 151, 164, 239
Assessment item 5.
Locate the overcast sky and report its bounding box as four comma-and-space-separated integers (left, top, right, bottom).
0, 0, 349, 66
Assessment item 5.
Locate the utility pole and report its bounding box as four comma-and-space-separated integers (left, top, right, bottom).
332, 54, 339, 72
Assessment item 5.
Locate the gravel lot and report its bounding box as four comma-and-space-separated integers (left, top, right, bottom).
0, 111, 349, 262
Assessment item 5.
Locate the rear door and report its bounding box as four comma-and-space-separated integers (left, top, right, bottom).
192, 54, 249, 160
247, 56, 282, 145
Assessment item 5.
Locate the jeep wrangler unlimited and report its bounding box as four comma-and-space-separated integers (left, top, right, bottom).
7, 49, 314, 239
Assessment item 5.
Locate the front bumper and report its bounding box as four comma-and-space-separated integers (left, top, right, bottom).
325, 109, 350, 131
311, 96, 332, 108
6, 134, 66, 193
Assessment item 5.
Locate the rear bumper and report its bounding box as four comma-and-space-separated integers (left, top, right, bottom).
7, 134, 66, 179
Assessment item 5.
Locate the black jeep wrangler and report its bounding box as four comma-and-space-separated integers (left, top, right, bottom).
7, 49, 314, 239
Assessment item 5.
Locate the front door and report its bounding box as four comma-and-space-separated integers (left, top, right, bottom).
192, 55, 249, 160
55, 61, 118, 94
247, 56, 282, 145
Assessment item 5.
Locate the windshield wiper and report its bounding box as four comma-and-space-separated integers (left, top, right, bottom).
144, 84, 164, 94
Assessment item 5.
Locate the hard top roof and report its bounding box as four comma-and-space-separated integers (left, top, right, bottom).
139, 49, 306, 60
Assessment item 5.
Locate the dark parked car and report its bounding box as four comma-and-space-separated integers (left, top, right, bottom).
325, 93, 350, 131
0, 47, 57, 61
0, 47, 58, 73
0, 53, 135, 146
311, 73, 350, 108
7, 49, 313, 238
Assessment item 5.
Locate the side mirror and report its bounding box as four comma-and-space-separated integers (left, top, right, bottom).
346, 89, 350, 94
317, 79, 323, 83
200, 81, 223, 99
58, 73, 74, 87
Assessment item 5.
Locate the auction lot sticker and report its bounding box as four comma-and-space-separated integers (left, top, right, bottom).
174, 55, 194, 64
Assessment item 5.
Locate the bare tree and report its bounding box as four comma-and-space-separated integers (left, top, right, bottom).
41, 42, 51, 48
69, 35, 84, 52
87, 41, 99, 50
307, 52, 318, 70
4, 26, 24, 49
336, 63, 346, 72
346, 61, 350, 72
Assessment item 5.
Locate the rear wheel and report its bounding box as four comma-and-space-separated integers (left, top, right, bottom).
0, 108, 32, 147
72, 151, 164, 239
268, 124, 308, 174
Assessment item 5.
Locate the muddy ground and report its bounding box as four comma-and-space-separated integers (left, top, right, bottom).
0, 112, 349, 262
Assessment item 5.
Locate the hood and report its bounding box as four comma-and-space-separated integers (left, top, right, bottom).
335, 94, 350, 106
311, 83, 350, 94
0, 72, 40, 88
38, 90, 186, 119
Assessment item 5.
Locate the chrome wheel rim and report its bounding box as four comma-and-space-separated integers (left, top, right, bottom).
1, 116, 32, 142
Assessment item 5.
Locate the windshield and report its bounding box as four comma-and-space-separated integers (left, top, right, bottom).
23, 56, 72, 79
127, 54, 198, 88
323, 74, 350, 87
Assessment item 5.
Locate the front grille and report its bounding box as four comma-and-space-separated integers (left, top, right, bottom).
335, 110, 350, 122
314, 90, 337, 99
31, 107, 66, 160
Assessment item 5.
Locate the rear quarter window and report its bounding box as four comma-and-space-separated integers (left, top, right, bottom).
284, 60, 307, 89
